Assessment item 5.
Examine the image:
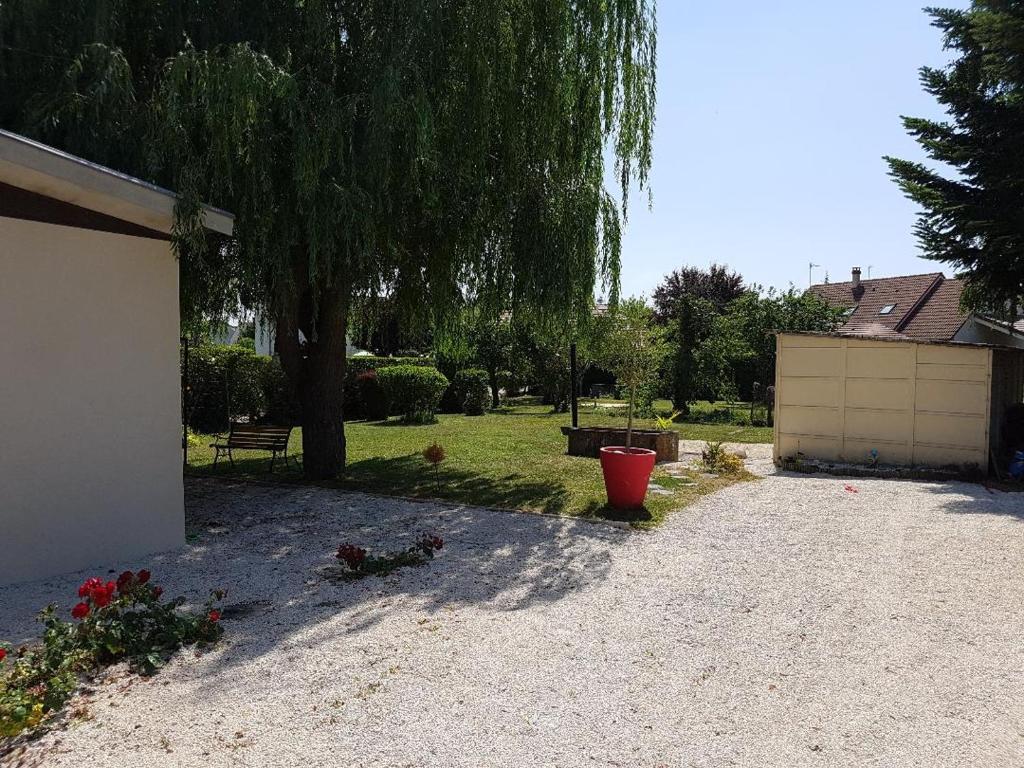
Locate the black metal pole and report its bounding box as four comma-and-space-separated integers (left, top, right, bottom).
570, 342, 579, 428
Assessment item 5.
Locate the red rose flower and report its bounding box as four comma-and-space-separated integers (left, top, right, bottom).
337, 544, 367, 571
116, 570, 135, 591
78, 577, 103, 598
88, 581, 116, 608
0, 648, 7, 663
152, 586, 163, 599
137, 569, 151, 584
208, 610, 221, 623
71, 602, 90, 619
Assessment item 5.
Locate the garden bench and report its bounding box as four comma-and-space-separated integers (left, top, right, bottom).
210, 424, 297, 472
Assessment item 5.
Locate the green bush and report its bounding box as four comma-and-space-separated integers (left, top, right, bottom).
450, 368, 490, 415
344, 356, 435, 417
700, 441, 744, 474
463, 385, 490, 416
184, 348, 433, 430
377, 365, 449, 423
185, 343, 285, 432
356, 370, 388, 420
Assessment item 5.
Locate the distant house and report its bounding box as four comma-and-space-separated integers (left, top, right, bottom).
809, 268, 1024, 349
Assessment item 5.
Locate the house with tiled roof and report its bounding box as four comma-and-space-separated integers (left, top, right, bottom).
808, 268, 1024, 348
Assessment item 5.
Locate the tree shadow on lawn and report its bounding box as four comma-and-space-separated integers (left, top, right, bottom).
192, 453, 577, 515
169, 476, 628, 680
341, 454, 573, 514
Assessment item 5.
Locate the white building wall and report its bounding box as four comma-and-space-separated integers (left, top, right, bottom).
0, 217, 184, 584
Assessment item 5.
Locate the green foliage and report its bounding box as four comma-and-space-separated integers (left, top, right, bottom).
596, 298, 669, 447
336, 534, 444, 581
355, 370, 388, 421
377, 366, 449, 423
186, 343, 287, 432
463, 385, 491, 417
658, 282, 841, 409
886, 3, 1024, 310
0, 0, 658, 476
700, 442, 744, 474
653, 264, 746, 322
344, 356, 435, 417
512, 308, 612, 412
448, 369, 490, 415
0, 571, 222, 738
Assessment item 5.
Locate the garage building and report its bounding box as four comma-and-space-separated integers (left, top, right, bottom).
773, 332, 1024, 474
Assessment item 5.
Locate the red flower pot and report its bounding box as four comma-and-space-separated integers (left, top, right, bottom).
599, 446, 657, 509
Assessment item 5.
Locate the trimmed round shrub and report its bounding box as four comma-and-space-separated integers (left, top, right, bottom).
356, 370, 388, 420
463, 385, 490, 416
377, 365, 449, 423
450, 368, 490, 415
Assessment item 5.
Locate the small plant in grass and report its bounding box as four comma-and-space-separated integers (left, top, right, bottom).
335, 534, 444, 581
422, 442, 446, 491
655, 410, 681, 431
701, 441, 743, 474
0, 570, 224, 739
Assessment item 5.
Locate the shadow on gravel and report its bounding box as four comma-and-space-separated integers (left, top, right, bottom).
921, 480, 1024, 521
173, 477, 624, 678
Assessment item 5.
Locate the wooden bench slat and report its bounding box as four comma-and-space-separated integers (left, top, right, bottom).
210, 425, 295, 472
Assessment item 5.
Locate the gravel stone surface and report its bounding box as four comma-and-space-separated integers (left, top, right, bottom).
2, 468, 1022, 767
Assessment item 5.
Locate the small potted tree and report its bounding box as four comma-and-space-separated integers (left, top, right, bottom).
596, 298, 669, 509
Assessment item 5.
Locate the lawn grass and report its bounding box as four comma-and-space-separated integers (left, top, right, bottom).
186, 404, 768, 527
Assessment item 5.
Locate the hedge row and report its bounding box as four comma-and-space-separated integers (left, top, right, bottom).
183, 346, 438, 431
184, 344, 291, 433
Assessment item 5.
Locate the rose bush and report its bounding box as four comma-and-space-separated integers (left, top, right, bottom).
335, 534, 444, 580
0, 570, 225, 739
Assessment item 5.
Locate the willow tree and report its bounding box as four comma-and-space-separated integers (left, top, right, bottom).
0, 0, 657, 479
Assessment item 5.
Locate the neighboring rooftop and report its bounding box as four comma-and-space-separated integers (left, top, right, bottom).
809, 268, 969, 341
0, 129, 233, 237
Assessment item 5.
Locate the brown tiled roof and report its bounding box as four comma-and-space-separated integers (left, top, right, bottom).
807, 272, 958, 338
900, 278, 968, 340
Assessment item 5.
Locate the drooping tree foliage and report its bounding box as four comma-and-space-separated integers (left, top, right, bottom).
0, 0, 658, 478
886, 2, 1024, 311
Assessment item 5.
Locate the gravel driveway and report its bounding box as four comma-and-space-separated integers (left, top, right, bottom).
2, 468, 1022, 767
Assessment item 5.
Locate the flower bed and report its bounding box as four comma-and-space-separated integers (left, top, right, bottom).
0, 570, 224, 739
333, 534, 444, 581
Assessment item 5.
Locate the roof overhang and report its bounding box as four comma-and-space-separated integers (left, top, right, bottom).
0, 130, 233, 237
972, 314, 1024, 342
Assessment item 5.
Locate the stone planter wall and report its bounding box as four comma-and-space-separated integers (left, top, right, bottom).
561, 426, 679, 463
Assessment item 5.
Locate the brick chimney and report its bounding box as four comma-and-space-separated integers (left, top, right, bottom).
851, 267, 862, 288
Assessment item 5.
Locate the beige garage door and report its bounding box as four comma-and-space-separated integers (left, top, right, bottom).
774, 333, 991, 471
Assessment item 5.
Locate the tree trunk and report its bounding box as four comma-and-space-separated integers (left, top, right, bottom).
276, 279, 351, 480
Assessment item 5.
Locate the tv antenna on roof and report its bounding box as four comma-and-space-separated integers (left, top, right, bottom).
809, 262, 821, 288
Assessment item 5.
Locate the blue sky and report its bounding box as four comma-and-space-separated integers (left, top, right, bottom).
614, 1, 969, 298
